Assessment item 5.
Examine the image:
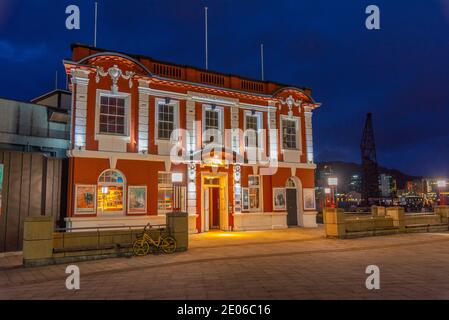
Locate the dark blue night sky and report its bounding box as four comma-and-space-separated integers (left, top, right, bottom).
0, 0, 448, 177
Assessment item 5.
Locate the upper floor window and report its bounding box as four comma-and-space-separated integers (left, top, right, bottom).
155, 98, 179, 142
158, 103, 174, 140
281, 117, 300, 150
202, 105, 223, 145
244, 111, 263, 149
99, 96, 126, 135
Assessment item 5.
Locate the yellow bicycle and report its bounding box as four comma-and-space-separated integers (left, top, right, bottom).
133, 223, 177, 256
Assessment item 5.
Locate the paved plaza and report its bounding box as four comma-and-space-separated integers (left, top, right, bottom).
1, 227, 449, 300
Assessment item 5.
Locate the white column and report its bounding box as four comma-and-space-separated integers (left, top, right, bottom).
231, 106, 240, 154
186, 99, 196, 155
187, 163, 197, 215
137, 80, 150, 153
71, 69, 90, 149
304, 106, 314, 163
268, 107, 278, 161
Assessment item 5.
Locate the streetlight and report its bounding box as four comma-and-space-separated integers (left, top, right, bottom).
328, 178, 338, 208
437, 180, 447, 206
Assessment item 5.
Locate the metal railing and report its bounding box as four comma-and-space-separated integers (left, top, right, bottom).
53, 224, 169, 255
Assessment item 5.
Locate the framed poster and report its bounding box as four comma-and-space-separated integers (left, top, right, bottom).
128, 186, 147, 214
75, 185, 96, 214
303, 188, 316, 210
273, 188, 286, 211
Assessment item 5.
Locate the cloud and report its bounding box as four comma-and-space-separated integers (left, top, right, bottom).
0, 40, 47, 62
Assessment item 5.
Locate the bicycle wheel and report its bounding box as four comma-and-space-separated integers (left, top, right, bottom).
161, 236, 177, 254
133, 239, 150, 256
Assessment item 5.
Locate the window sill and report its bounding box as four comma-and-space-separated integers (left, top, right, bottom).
95, 133, 131, 142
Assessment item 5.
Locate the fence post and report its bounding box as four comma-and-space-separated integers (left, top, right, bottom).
386, 207, 405, 231
23, 216, 54, 266
166, 212, 188, 251
371, 206, 386, 217
435, 205, 449, 224
324, 208, 346, 238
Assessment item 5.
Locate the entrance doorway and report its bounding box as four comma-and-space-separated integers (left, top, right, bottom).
209, 188, 220, 229
201, 173, 229, 232
286, 176, 303, 227
286, 188, 298, 226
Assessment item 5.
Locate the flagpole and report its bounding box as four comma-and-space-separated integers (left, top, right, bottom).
55, 71, 58, 90
205, 7, 208, 70
94, 2, 98, 47
261, 43, 264, 81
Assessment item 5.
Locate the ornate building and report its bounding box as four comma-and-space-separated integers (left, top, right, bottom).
63, 44, 321, 232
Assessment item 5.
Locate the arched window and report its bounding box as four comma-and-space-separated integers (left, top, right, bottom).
97, 170, 125, 213
286, 177, 296, 188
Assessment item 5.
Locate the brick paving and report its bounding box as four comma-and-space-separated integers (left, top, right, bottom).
1, 227, 449, 300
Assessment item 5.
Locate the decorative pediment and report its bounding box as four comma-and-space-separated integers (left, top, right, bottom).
277, 95, 302, 117
95, 64, 135, 94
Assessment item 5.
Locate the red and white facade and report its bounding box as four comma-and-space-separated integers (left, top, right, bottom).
64, 44, 321, 232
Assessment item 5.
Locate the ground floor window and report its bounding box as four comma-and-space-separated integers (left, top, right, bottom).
242, 175, 262, 212
98, 186, 124, 212
158, 172, 173, 214
97, 170, 125, 213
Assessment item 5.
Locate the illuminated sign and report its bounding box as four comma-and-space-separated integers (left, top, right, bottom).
172, 173, 183, 183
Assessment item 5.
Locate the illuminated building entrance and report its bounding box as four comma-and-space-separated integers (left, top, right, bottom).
201, 173, 229, 232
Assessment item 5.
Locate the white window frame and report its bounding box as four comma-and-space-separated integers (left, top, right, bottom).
280, 115, 301, 151
95, 89, 131, 142
247, 174, 263, 212
202, 104, 224, 147
242, 187, 249, 211
243, 110, 264, 151
157, 172, 173, 215
154, 98, 180, 144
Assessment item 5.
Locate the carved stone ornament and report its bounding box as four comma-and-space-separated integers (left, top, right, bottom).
278, 95, 302, 117
95, 65, 135, 94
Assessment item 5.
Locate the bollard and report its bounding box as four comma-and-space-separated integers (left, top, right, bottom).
386, 207, 405, 231
323, 208, 346, 238
166, 212, 188, 252
23, 216, 54, 266
435, 205, 449, 224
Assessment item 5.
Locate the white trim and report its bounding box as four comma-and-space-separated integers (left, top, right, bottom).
74, 184, 97, 215
127, 185, 147, 214
68, 149, 317, 170
139, 87, 187, 100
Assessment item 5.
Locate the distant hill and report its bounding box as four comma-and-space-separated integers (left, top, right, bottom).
317, 161, 422, 190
